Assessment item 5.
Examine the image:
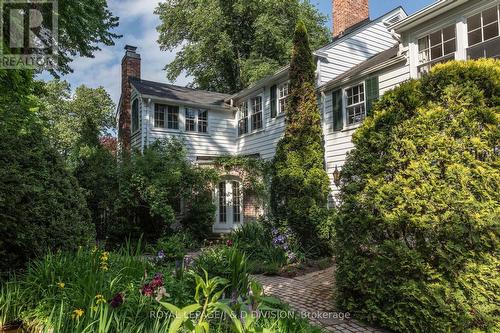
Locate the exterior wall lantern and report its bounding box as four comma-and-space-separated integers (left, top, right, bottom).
333, 165, 341, 188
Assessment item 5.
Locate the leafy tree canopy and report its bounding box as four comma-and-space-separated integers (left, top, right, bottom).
37, 80, 115, 159
335, 59, 500, 333
155, 0, 330, 93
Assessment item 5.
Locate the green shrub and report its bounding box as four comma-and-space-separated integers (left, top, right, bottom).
336, 59, 500, 333
109, 139, 218, 247
0, 90, 94, 272
193, 245, 233, 279
153, 233, 188, 262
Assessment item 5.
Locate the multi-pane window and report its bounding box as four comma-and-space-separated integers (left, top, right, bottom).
167, 106, 179, 129
251, 96, 263, 131
198, 110, 208, 133
155, 104, 179, 129
467, 5, 500, 59
345, 83, 365, 126
238, 102, 249, 136
185, 109, 196, 132
218, 182, 226, 223
278, 83, 289, 115
418, 24, 456, 74
232, 181, 241, 223
154, 104, 165, 128
131, 99, 139, 133
185, 109, 208, 133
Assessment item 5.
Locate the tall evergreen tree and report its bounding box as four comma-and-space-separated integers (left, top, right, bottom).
270, 22, 331, 255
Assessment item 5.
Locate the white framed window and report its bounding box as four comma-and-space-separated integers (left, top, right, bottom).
185, 108, 208, 133
198, 110, 208, 133
278, 83, 289, 115
417, 24, 457, 75
238, 102, 249, 136
467, 5, 500, 59
131, 99, 139, 133
185, 109, 196, 132
251, 96, 263, 131
154, 104, 179, 129
345, 83, 366, 126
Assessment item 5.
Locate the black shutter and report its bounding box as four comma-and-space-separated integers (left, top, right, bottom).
332, 89, 343, 131
365, 76, 379, 117
270, 85, 277, 118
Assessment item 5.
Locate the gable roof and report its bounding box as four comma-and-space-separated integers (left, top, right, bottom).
390, 0, 469, 33
315, 6, 406, 54
320, 44, 404, 91
129, 78, 231, 109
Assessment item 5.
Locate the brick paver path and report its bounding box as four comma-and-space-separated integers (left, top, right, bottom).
253, 266, 390, 333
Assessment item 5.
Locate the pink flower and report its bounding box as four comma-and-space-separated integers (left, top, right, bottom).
141, 284, 154, 297
226, 239, 233, 247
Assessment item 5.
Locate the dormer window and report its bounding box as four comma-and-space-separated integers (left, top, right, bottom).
417, 24, 457, 75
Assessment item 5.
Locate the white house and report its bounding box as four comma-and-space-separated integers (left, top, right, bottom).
117, 0, 500, 232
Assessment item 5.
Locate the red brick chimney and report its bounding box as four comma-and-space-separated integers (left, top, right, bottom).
333, 0, 369, 37
118, 45, 141, 153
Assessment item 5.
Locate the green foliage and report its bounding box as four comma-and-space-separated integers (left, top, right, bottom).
155, 0, 330, 93
154, 234, 189, 262
109, 139, 218, 246
270, 22, 331, 256
37, 80, 116, 159
0, 73, 94, 272
2, 1, 120, 75
215, 155, 271, 206
335, 59, 500, 333
1, 245, 324, 333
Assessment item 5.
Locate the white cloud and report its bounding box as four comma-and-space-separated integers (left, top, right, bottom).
39, 0, 190, 106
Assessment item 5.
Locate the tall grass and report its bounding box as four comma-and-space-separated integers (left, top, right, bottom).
1, 242, 325, 333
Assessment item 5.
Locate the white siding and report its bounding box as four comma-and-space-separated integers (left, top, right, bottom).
379, 62, 411, 94
142, 99, 237, 160
321, 60, 410, 198
236, 86, 286, 160
317, 8, 405, 85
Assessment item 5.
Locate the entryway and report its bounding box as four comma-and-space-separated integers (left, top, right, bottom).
213, 179, 242, 232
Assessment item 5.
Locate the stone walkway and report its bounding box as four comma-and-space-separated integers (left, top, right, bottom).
253, 266, 390, 333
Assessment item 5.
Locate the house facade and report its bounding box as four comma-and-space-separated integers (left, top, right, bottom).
117, 0, 500, 232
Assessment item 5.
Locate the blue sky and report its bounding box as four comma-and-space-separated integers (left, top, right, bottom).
46, 0, 434, 105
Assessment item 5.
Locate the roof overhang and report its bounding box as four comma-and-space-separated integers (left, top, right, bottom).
319, 55, 406, 92
227, 66, 289, 103
140, 94, 234, 112
390, 0, 469, 33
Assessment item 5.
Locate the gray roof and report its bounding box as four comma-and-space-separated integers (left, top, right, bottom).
130, 78, 231, 108
321, 45, 402, 90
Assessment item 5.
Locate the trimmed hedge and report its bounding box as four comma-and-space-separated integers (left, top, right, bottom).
335, 60, 500, 333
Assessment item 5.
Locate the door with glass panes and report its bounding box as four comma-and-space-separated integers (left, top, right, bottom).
214, 180, 242, 231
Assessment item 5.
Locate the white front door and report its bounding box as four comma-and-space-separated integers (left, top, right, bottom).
213, 180, 242, 232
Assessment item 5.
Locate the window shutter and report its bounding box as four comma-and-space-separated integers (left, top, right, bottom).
270, 85, 277, 118
332, 89, 343, 131
365, 76, 379, 117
